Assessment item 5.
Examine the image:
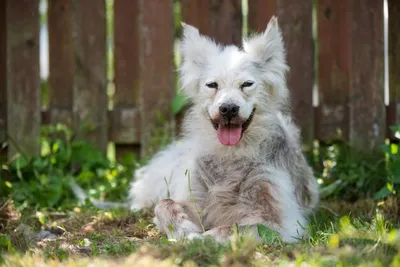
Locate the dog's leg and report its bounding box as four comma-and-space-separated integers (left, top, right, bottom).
191, 171, 306, 244
154, 199, 203, 240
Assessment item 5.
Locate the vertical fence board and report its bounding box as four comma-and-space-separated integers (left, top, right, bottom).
349, 0, 384, 149
249, 0, 314, 147
72, 0, 108, 152
6, 0, 41, 157
48, 0, 74, 126
0, 0, 6, 153
113, 0, 141, 158
210, 0, 242, 46
247, 0, 276, 34
139, 0, 174, 156
182, 0, 242, 45
316, 0, 351, 142
388, 0, 400, 136
181, 0, 212, 36
278, 0, 314, 147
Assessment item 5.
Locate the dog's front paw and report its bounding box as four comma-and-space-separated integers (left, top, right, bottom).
154, 199, 202, 240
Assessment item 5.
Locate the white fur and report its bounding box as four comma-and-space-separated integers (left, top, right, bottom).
129, 16, 318, 243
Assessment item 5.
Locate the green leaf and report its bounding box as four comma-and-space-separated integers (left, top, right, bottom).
171, 92, 188, 115
374, 185, 392, 200
391, 176, 400, 184
320, 179, 342, 198
257, 224, 280, 243
71, 141, 108, 167
386, 182, 393, 192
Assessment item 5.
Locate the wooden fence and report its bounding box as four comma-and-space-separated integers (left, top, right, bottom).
0, 0, 399, 160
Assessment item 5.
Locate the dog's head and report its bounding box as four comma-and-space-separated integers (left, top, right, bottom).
179, 17, 289, 146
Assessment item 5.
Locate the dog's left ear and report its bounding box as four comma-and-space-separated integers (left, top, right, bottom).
179, 23, 221, 100
243, 16, 289, 100
243, 16, 286, 65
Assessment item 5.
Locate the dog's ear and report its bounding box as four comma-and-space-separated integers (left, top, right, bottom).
243, 16, 289, 100
179, 23, 220, 99
243, 16, 286, 66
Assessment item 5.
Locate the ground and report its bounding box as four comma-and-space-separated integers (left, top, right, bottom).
1, 125, 400, 266
1, 197, 399, 267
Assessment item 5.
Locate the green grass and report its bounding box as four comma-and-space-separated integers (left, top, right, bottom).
1, 124, 400, 266
0, 199, 399, 266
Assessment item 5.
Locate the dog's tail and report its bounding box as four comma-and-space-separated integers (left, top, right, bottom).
70, 179, 129, 210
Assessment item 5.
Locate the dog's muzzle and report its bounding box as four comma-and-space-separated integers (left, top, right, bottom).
210, 108, 256, 146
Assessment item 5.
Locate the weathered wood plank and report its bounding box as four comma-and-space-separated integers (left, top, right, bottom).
48, 0, 74, 126
139, 0, 175, 156
349, 0, 384, 149
0, 0, 6, 149
387, 0, 400, 137
6, 0, 41, 157
278, 0, 314, 147
108, 108, 141, 144
182, 0, 241, 45
114, 0, 140, 158
248, 0, 314, 147
114, 0, 139, 108
181, 0, 212, 36
210, 0, 242, 46
72, 0, 108, 152
316, 0, 351, 142
247, 0, 276, 34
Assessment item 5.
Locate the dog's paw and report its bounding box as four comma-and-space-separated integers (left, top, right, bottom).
154, 199, 202, 240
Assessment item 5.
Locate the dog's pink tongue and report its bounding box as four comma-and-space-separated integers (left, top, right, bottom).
217, 125, 242, 146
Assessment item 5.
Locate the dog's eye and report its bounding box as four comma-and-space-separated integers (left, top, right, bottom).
206, 82, 218, 89
241, 81, 254, 89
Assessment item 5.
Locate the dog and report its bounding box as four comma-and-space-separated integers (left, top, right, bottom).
128, 16, 319, 243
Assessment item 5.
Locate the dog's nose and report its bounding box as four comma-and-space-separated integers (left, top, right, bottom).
219, 103, 239, 120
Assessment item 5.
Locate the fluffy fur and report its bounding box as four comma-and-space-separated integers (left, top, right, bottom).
129, 17, 319, 243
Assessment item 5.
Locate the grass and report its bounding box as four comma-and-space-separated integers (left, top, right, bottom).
2, 199, 400, 267
0, 197, 399, 266
1, 124, 400, 266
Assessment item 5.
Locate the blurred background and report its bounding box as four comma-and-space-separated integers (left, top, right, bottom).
1, 2, 400, 265
0, 0, 399, 210
0, 0, 396, 160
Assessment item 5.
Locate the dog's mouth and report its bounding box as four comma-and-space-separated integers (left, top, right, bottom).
210, 108, 256, 146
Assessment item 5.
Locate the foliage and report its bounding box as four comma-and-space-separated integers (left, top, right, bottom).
311, 125, 400, 201
312, 141, 388, 201
375, 126, 400, 200
0, 124, 136, 210
0, 205, 399, 266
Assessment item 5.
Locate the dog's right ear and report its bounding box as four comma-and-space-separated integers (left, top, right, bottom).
179, 23, 220, 99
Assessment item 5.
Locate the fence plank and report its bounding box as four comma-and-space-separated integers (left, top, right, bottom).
210, 0, 242, 46
181, 0, 212, 36
249, 0, 314, 147
181, 0, 241, 46
113, 0, 141, 158
388, 0, 400, 136
48, 0, 74, 126
349, 0, 384, 150
247, 0, 275, 34
139, 0, 174, 156
316, 0, 351, 142
0, 0, 6, 152
72, 0, 108, 152
6, 0, 41, 157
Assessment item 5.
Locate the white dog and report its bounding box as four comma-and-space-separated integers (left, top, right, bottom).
129, 17, 319, 243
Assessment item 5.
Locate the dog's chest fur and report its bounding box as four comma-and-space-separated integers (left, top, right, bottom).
193, 155, 271, 229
